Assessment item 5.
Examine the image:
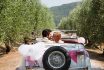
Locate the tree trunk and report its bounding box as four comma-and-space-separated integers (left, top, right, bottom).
103, 49, 104, 55
5, 40, 12, 54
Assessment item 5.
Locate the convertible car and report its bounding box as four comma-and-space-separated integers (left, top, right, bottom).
18, 31, 91, 70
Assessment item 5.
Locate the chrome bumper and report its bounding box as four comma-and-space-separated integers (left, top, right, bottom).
69, 67, 88, 70
26, 67, 88, 70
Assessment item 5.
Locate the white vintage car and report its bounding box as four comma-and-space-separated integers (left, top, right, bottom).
18, 31, 91, 70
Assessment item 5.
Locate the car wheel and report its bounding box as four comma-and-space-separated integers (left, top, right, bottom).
42, 46, 71, 70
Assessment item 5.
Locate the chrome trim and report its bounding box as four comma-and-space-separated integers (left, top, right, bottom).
69, 67, 88, 70
26, 67, 88, 70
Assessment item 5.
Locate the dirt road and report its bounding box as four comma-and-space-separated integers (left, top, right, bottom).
0, 49, 104, 70
0, 51, 20, 70
87, 49, 104, 70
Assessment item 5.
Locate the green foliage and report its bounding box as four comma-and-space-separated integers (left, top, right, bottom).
58, 6, 81, 30
0, 0, 55, 44
50, 2, 80, 26
59, 0, 104, 44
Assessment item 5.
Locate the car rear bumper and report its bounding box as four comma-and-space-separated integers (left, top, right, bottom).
26, 67, 88, 70
69, 67, 88, 70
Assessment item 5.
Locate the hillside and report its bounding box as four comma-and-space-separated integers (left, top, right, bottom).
50, 2, 80, 26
